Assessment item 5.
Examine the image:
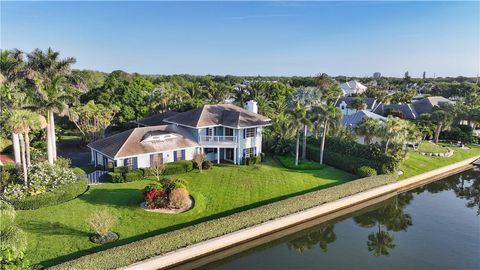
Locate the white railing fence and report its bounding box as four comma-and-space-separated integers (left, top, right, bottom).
199, 136, 237, 144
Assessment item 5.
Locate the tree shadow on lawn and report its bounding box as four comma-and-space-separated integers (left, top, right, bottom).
40, 180, 346, 267
78, 188, 143, 208
22, 221, 89, 237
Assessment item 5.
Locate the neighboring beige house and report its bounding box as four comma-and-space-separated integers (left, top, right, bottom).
87, 101, 271, 169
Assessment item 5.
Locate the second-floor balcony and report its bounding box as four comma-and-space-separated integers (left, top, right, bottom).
199, 135, 237, 146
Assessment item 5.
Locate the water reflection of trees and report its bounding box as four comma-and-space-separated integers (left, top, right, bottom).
285, 168, 479, 256
354, 193, 413, 256
414, 168, 480, 215
287, 223, 336, 253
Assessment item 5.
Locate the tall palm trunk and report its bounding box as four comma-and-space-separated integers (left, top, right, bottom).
434, 123, 442, 144
18, 133, 28, 185
319, 121, 328, 165
46, 111, 54, 164
302, 124, 307, 160
384, 139, 390, 155
295, 130, 300, 166
12, 132, 21, 165
25, 131, 31, 167
50, 111, 57, 162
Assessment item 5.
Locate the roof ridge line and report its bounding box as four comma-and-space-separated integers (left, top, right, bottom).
114, 128, 137, 159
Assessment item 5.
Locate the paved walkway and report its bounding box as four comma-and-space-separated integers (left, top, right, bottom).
123, 156, 479, 270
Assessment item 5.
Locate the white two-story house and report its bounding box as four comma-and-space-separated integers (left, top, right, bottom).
87, 101, 271, 169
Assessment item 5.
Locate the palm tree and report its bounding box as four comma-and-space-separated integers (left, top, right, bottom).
350, 97, 366, 111
0, 49, 27, 165
290, 104, 306, 166
429, 110, 452, 143
355, 118, 381, 144
26, 48, 85, 164
312, 105, 342, 164
8, 110, 45, 184
379, 116, 410, 154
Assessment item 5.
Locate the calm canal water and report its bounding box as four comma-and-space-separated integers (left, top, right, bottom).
200, 167, 480, 270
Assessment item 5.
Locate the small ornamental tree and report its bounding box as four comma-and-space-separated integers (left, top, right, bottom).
149, 160, 165, 182
88, 210, 116, 237
194, 153, 205, 173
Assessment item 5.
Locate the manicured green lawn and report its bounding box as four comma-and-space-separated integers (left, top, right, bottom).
417, 142, 449, 153
16, 159, 353, 267
400, 144, 480, 180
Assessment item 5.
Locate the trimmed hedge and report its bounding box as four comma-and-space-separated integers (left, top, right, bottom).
357, 166, 377, 178
163, 160, 194, 175
51, 174, 396, 270
7, 179, 88, 210
125, 170, 143, 182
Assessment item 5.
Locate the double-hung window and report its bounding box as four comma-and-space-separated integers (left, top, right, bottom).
245, 128, 256, 138
125, 158, 134, 170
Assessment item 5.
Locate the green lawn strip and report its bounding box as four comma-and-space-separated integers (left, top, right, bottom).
417, 142, 449, 153
17, 159, 354, 266
276, 155, 325, 170
51, 174, 395, 270
400, 145, 480, 180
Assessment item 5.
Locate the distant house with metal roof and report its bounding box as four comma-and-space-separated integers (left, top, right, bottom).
341, 110, 386, 144
87, 101, 271, 169
335, 97, 378, 116
373, 96, 454, 120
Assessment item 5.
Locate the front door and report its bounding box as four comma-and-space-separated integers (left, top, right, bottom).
225, 148, 234, 161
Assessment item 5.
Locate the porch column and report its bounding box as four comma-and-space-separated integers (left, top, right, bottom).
217, 147, 220, 164
234, 148, 237, 164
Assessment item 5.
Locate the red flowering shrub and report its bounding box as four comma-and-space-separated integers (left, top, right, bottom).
144, 188, 169, 209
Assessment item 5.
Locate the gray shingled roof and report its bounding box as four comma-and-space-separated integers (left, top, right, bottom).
342, 110, 386, 128
335, 97, 377, 110
372, 103, 418, 120
87, 125, 199, 158
164, 104, 271, 128
136, 111, 178, 127
412, 96, 453, 116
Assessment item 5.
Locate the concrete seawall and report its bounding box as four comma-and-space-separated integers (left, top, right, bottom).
124, 156, 479, 270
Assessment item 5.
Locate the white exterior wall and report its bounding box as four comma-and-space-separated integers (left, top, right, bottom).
114, 147, 198, 169
236, 127, 263, 163
356, 135, 383, 145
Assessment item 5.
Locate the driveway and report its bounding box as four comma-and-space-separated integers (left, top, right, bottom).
57, 139, 91, 167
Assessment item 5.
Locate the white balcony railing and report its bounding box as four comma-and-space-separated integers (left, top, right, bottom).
199, 135, 237, 145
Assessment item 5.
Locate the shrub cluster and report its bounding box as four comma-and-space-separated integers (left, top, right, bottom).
6, 179, 88, 210
163, 160, 194, 175
107, 167, 144, 183
357, 166, 377, 177
52, 174, 396, 270
276, 156, 325, 170
245, 155, 262, 166
1, 161, 78, 201
143, 177, 190, 209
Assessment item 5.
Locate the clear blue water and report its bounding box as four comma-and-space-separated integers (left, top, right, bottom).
201, 167, 480, 270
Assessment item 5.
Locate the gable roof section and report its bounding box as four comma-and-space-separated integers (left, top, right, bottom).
335, 97, 377, 110
342, 110, 386, 128
164, 104, 271, 128
412, 96, 453, 116
88, 125, 199, 159
372, 103, 418, 120
340, 80, 367, 95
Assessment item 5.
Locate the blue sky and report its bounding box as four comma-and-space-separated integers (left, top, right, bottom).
1, 1, 479, 77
